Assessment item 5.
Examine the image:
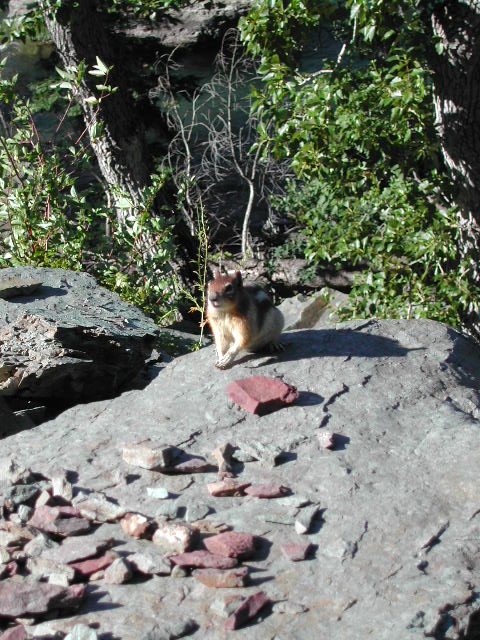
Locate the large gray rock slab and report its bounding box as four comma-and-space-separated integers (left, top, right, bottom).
120, 0, 252, 48
0, 267, 159, 402
2, 319, 480, 639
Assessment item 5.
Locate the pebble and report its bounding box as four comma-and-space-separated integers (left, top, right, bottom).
146, 486, 169, 500
76, 494, 127, 523
226, 376, 299, 415
295, 504, 319, 535
206, 479, 251, 497
152, 522, 197, 555
64, 623, 99, 640
193, 566, 249, 588
70, 550, 119, 577
155, 502, 180, 521
104, 557, 132, 584
17, 505, 33, 523
224, 591, 271, 630
185, 502, 210, 523
211, 595, 245, 618
280, 540, 313, 561
318, 430, 335, 450
170, 550, 238, 570
203, 532, 257, 559
128, 551, 171, 576
244, 484, 289, 499
51, 473, 74, 501
122, 442, 175, 470
120, 512, 152, 539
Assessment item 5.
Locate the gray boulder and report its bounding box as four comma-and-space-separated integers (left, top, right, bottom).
2, 318, 480, 639
0, 267, 159, 404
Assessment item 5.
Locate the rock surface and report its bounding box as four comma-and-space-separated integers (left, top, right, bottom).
120, 0, 252, 49
1, 319, 480, 639
0, 267, 159, 408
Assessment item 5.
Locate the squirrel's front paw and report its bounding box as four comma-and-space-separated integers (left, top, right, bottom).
216, 354, 233, 369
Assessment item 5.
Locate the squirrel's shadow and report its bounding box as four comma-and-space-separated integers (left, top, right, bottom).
275, 326, 420, 362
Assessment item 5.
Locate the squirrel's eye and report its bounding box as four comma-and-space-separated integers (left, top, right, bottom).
224, 284, 233, 294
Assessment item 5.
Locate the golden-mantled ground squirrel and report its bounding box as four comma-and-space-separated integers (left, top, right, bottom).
206, 270, 284, 369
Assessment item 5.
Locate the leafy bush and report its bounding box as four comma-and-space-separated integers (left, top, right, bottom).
0, 68, 177, 325
241, 1, 477, 329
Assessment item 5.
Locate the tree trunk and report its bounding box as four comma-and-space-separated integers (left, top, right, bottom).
40, 0, 151, 214
428, 1, 480, 335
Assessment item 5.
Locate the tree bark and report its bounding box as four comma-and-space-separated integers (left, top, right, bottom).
40, 0, 151, 214
428, 1, 480, 335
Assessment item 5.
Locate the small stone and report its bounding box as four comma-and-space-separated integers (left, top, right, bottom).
227, 376, 299, 415
169, 454, 217, 474
40, 536, 112, 564
231, 450, 256, 463
76, 494, 126, 523
211, 595, 245, 618
295, 504, 319, 535
211, 443, 235, 474
276, 495, 311, 508
104, 557, 132, 584
206, 479, 251, 497
170, 550, 238, 570
120, 512, 152, 539
244, 484, 289, 499
0, 625, 27, 640
190, 521, 230, 535
26, 556, 76, 583
35, 490, 52, 508
144, 619, 197, 639
64, 623, 98, 640
28, 506, 91, 537
171, 565, 188, 578
122, 442, 175, 470
224, 591, 270, 630
70, 550, 119, 577
193, 566, 249, 588
128, 551, 171, 576
51, 474, 74, 501
155, 502, 180, 521
48, 573, 70, 587
280, 540, 313, 561
24, 533, 58, 559
234, 440, 285, 467
17, 505, 33, 523
146, 487, 169, 500
203, 532, 256, 559
317, 430, 335, 450
152, 522, 197, 555
185, 503, 210, 523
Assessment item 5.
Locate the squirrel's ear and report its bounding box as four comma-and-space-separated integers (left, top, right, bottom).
212, 269, 220, 280
234, 271, 243, 287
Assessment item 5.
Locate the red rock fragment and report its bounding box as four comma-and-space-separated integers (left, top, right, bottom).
120, 512, 152, 539
169, 455, 217, 474
193, 566, 249, 588
28, 506, 91, 537
170, 550, 238, 570
206, 479, 251, 497
317, 430, 335, 450
224, 591, 270, 630
244, 484, 289, 499
203, 532, 256, 559
280, 540, 313, 562
69, 550, 119, 577
0, 625, 26, 640
226, 376, 299, 415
